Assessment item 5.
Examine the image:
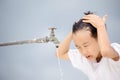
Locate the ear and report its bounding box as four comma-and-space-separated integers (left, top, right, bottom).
102, 15, 107, 23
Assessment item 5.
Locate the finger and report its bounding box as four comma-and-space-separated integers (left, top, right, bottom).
82, 19, 93, 23
83, 14, 99, 21
102, 15, 107, 23
83, 14, 93, 19
83, 19, 96, 28
83, 17, 92, 21
82, 19, 89, 22
83, 16, 90, 20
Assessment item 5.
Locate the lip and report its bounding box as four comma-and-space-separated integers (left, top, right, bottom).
86, 55, 93, 60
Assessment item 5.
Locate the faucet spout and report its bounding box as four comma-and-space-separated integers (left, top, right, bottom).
48, 27, 60, 48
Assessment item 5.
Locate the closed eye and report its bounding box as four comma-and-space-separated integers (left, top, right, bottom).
77, 46, 81, 49
83, 45, 88, 47
75, 45, 81, 49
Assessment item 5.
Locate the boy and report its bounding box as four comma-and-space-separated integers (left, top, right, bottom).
56, 11, 120, 80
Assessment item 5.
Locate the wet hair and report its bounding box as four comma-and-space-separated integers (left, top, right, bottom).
72, 11, 97, 38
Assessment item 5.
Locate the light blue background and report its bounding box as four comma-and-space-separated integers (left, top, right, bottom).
0, 0, 120, 80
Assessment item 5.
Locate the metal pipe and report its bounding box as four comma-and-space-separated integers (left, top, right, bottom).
0, 27, 60, 47
0, 36, 49, 46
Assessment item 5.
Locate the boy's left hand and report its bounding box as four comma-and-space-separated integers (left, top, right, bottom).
83, 14, 107, 29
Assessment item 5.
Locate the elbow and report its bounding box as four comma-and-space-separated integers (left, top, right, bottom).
55, 52, 64, 59
55, 49, 69, 60
55, 51, 61, 58
55, 49, 64, 58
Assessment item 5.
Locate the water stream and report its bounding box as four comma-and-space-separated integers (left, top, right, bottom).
56, 48, 64, 80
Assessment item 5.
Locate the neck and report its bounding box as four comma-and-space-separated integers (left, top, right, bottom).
96, 53, 102, 63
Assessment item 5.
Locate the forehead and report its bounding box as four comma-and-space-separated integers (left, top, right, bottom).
73, 30, 95, 44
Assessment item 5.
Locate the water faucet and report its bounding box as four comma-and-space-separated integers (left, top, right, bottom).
0, 27, 60, 48
48, 28, 60, 48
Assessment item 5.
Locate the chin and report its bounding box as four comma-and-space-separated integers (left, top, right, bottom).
87, 58, 96, 62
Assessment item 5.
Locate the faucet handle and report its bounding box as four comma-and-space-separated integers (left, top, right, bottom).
48, 27, 56, 30
48, 27, 57, 36
48, 27, 56, 33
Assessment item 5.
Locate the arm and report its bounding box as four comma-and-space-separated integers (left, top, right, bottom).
97, 24, 119, 61
56, 32, 73, 60
83, 14, 119, 61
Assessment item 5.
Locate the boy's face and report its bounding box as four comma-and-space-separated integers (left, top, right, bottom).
73, 30, 100, 62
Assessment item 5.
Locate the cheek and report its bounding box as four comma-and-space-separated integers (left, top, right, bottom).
87, 44, 100, 55
90, 45, 100, 55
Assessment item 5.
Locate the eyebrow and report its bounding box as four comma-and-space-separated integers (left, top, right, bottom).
75, 42, 89, 47
82, 42, 89, 45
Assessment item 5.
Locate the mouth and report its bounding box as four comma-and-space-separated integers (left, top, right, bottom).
86, 55, 93, 60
